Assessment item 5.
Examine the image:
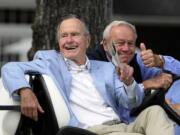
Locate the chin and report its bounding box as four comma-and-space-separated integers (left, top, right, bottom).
122, 60, 128, 64
121, 55, 133, 62
121, 58, 131, 63
63, 54, 74, 59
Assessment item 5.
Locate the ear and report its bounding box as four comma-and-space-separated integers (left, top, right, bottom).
102, 39, 108, 52
58, 41, 61, 50
86, 35, 91, 48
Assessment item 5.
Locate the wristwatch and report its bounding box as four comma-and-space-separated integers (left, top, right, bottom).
158, 55, 165, 68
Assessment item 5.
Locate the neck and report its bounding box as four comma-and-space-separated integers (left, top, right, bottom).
72, 56, 87, 66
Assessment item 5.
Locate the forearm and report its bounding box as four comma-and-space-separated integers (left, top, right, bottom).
163, 56, 180, 75
153, 54, 180, 75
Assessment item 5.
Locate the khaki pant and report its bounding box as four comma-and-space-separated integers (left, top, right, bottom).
88, 105, 175, 135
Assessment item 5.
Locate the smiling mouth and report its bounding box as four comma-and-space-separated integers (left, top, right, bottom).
65, 45, 78, 50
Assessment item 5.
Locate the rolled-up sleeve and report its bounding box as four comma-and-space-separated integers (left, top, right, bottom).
115, 76, 144, 109
1, 51, 48, 97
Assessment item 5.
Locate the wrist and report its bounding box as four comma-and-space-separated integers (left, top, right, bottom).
19, 88, 31, 95
157, 55, 165, 68
129, 78, 134, 85
141, 81, 151, 91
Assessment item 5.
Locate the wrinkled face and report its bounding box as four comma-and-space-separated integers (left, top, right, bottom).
58, 18, 90, 65
103, 25, 136, 63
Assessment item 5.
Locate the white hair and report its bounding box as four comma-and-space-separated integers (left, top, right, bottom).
103, 20, 137, 40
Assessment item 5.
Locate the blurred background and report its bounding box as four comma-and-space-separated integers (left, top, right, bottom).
0, 0, 35, 75
0, 0, 180, 76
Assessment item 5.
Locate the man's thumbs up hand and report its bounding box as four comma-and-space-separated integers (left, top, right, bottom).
140, 43, 158, 68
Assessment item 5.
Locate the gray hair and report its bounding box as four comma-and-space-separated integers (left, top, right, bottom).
103, 20, 137, 40
56, 14, 90, 42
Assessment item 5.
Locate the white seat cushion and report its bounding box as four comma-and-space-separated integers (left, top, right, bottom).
0, 78, 20, 135
42, 75, 70, 128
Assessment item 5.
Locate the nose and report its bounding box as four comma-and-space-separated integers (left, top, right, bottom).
66, 35, 73, 43
121, 43, 129, 51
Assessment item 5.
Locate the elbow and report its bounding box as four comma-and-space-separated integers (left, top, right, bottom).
1, 62, 16, 77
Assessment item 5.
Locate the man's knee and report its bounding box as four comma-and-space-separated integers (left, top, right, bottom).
143, 105, 166, 116
147, 105, 164, 112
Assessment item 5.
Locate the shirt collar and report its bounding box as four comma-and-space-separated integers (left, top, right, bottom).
64, 56, 90, 72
